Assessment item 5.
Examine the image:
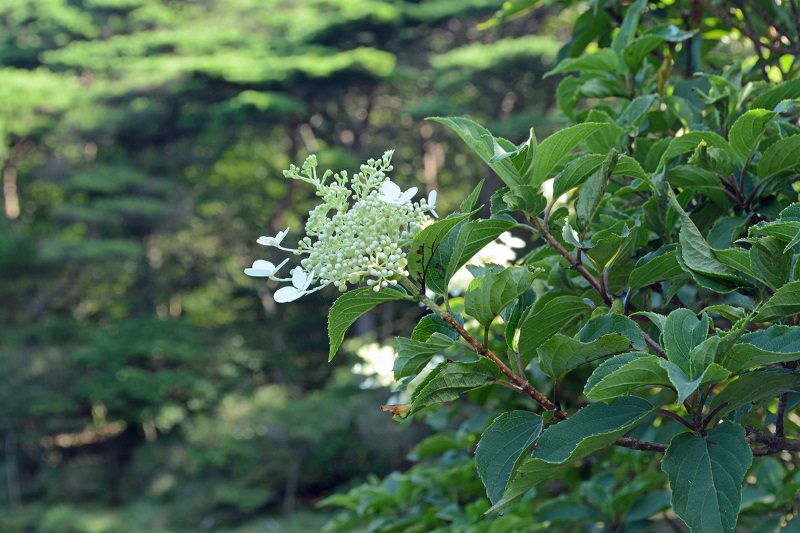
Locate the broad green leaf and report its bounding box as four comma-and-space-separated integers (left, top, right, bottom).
579, 313, 646, 351
754, 281, 800, 322
584, 353, 671, 402
739, 325, 800, 353
623, 35, 664, 73
634, 311, 667, 332
488, 396, 652, 513
662, 309, 709, 374
719, 342, 800, 374
475, 411, 543, 504
728, 109, 778, 162
585, 225, 637, 272
707, 216, 749, 250
428, 116, 523, 187
702, 304, 747, 322
748, 219, 800, 247
662, 422, 752, 533
709, 368, 800, 418
629, 249, 684, 289
662, 356, 729, 406
328, 287, 408, 361
407, 212, 471, 286
552, 154, 604, 198
750, 236, 793, 290
661, 131, 734, 164
460, 179, 484, 213
713, 248, 757, 278
393, 334, 455, 380
531, 123, 607, 185
411, 313, 460, 342
750, 78, 800, 111
410, 358, 499, 415
517, 296, 591, 367
544, 48, 620, 78
576, 165, 606, 234
503, 290, 536, 351
537, 333, 632, 380
618, 95, 657, 129
492, 128, 538, 185
502, 185, 547, 216
437, 217, 517, 294
757, 134, 800, 179
464, 266, 539, 326
612, 0, 648, 56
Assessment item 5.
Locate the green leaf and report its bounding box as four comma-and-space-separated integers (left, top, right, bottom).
663, 309, 709, 375
750, 236, 793, 290
629, 249, 684, 289
488, 396, 652, 513
579, 313, 647, 350
756, 134, 800, 179
662, 422, 752, 533
393, 334, 455, 380
428, 116, 530, 187
713, 248, 757, 278
328, 287, 409, 361
460, 179, 484, 213
531, 123, 608, 185
662, 354, 729, 406
544, 49, 620, 78
537, 333, 632, 381
623, 35, 664, 73
584, 225, 637, 272
576, 165, 607, 234
754, 281, 800, 322
719, 342, 800, 374
728, 109, 778, 163
748, 219, 800, 247
584, 353, 671, 402
410, 358, 499, 415
475, 411, 543, 504
464, 266, 539, 326
661, 131, 734, 164
740, 325, 800, 353
407, 212, 471, 287
612, 0, 648, 56
517, 296, 592, 368
709, 369, 800, 419
618, 95, 657, 130
503, 185, 547, 217
552, 154, 604, 199
750, 78, 800, 111
433, 217, 518, 294
411, 313, 460, 342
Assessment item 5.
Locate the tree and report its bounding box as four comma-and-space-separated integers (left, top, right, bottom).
251, 1, 800, 531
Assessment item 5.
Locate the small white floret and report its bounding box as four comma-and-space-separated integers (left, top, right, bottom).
257, 227, 290, 247
274, 267, 315, 303
378, 180, 418, 205
244, 258, 289, 277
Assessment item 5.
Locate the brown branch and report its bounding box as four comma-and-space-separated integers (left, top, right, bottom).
614, 437, 668, 453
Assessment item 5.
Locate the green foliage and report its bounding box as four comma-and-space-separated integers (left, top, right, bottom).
321, 1, 800, 531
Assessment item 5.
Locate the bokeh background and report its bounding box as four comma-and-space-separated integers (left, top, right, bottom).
0, 1, 571, 530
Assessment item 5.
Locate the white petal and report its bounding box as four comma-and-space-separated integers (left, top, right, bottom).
275, 227, 290, 243
257, 236, 276, 246
291, 267, 311, 289
245, 268, 272, 277
399, 187, 418, 202
427, 190, 437, 206
253, 260, 276, 271
381, 181, 401, 198
272, 257, 290, 274
300, 270, 315, 291
274, 286, 304, 303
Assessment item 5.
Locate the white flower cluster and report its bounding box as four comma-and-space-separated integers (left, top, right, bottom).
246, 151, 437, 302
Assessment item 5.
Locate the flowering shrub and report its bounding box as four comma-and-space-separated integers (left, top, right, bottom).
248, 1, 800, 531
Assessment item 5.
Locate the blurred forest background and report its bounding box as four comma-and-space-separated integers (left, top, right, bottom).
0, 0, 569, 530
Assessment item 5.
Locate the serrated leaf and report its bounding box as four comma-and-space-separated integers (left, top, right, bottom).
751, 78, 800, 111
475, 411, 543, 504
410, 358, 499, 415
634, 311, 667, 332
428, 116, 524, 187
729, 109, 778, 162
531, 123, 608, 185
748, 219, 800, 247
411, 313, 460, 342
460, 179, 484, 213
544, 48, 620, 78
750, 236, 793, 290
754, 281, 800, 322
393, 334, 456, 380
407, 212, 471, 287
662, 422, 752, 533
661, 131, 734, 164
580, 313, 647, 350
739, 324, 800, 352
623, 35, 665, 73
328, 287, 408, 361
517, 296, 592, 368
433, 217, 518, 294
709, 368, 800, 418
618, 95, 657, 129
584, 353, 671, 401
612, 0, 648, 56
488, 396, 652, 513
537, 333, 632, 380
464, 266, 539, 326
713, 248, 757, 278
552, 154, 604, 199
663, 309, 709, 375
719, 342, 800, 374
576, 165, 606, 234
585, 225, 637, 272
757, 134, 800, 179
629, 249, 684, 289
662, 356, 729, 406
503, 185, 546, 216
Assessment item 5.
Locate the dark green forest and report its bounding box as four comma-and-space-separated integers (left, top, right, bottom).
3, 0, 800, 532
0, 1, 564, 530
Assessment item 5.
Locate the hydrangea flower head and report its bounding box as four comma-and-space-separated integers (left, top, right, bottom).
247, 151, 437, 301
